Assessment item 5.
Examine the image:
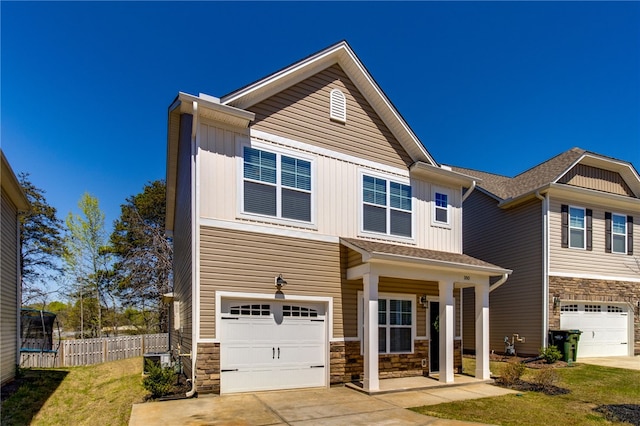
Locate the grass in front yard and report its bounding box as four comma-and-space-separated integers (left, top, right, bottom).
411, 362, 640, 426
1, 357, 147, 426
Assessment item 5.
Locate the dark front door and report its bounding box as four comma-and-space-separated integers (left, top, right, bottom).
429, 301, 439, 373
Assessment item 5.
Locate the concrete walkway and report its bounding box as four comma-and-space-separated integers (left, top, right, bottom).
130, 384, 516, 425
578, 356, 640, 370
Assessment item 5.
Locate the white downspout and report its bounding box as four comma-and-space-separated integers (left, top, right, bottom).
186, 101, 199, 398
489, 273, 510, 293
461, 180, 477, 202
535, 191, 549, 347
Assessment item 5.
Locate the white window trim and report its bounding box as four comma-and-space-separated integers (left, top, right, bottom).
357, 291, 416, 355
358, 169, 415, 242
568, 205, 586, 250
611, 212, 627, 254
237, 139, 317, 229
431, 186, 452, 228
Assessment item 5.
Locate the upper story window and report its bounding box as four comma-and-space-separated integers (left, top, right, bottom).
612, 213, 627, 254
243, 147, 312, 222
569, 206, 585, 249
362, 174, 412, 238
435, 192, 449, 224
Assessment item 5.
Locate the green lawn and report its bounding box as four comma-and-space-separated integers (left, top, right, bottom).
412, 360, 640, 426
1, 357, 147, 426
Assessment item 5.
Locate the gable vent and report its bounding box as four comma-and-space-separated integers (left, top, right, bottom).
330, 89, 346, 123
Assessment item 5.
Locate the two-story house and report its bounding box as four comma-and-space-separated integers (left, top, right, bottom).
1, 150, 29, 385
453, 148, 639, 358
165, 41, 510, 395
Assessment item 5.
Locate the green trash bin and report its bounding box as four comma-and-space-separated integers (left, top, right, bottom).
566, 330, 582, 362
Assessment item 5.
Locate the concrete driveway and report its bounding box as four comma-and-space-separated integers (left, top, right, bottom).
578, 356, 640, 370
130, 384, 513, 425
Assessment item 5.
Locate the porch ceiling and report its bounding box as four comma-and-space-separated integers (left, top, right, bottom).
341, 237, 511, 277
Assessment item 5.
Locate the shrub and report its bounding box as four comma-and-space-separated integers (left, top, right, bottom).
540, 345, 563, 364
531, 367, 560, 391
142, 360, 176, 398
500, 361, 526, 386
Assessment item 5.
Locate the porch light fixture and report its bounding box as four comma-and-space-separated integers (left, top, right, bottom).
275, 274, 287, 287
553, 296, 561, 310
419, 295, 428, 308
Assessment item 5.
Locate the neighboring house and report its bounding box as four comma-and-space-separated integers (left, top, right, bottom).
452, 147, 639, 357
1, 151, 29, 385
165, 41, 510, 395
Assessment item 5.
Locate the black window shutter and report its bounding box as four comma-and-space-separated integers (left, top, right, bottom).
561, 205, 569, 248
586, 209, 593, 251
628, 215, 634, 256
605, 212, 612, 253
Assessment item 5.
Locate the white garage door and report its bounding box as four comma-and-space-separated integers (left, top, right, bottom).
560, 303, 629, 357
219, 299, 326, 394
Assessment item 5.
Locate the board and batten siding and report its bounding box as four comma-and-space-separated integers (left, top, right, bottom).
548, 197, 638, 278
199, 226, 343, 339
197, 120, 462, 253
247, 64, 413, 170
462, 191, 544, 355
170, 114, 194, 375
1, 189, 19, 385
558, 164, 634, 197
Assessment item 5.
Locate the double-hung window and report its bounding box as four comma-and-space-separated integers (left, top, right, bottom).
569, 207, 585, 249
378, 298, 412, 353
243, 146, 312, 222
434, 192, 449, 224
362, 175, 412, 237
612, 213, 627, 254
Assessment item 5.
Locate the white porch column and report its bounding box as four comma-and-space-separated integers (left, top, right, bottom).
438, 280, 455, 383
475, 283, 491, 380
363, 272, 379, 391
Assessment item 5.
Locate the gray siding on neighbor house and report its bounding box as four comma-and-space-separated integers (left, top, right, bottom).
170, 113, 193, 376
247, 64, 413, 170
199, 226, 343, 339
462, 191, 544, 356
1, 189, 19, 385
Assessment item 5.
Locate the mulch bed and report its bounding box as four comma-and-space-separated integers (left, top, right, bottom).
596, 404, 640, 426
488, 353, 570, 369
152, 373, 194, 401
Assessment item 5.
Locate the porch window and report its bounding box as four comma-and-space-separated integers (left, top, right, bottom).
243, 147, 312, 222
362, 175, 412, 238
378, 298, 412, 353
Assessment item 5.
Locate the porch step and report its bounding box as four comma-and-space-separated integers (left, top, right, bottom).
345, 375, 495, 395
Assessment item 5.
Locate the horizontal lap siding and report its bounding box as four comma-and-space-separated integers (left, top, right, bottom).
1, 190, 18, 384
549, 198, 638, 278
463, 192, 543, 355
171, 114, 193, 373
199, 226, 342, 339
248, 64, 412, 170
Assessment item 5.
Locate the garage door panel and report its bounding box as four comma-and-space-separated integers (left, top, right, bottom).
220, 299, 327, 394
560, 303, 629, 358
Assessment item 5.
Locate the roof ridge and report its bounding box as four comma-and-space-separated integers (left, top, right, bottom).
448, 165, 512, 179
512, 147, 585, 179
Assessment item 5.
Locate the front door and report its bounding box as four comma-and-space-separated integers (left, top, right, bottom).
429, 301, 439, 373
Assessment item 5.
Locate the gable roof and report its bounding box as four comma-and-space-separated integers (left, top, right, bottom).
451, 147, 640, 203
220, 41, 437, 166
341, 237, 510, 276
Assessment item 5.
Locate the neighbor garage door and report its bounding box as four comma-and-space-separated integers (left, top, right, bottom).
560, 303, 629, 357
219, 299, 326, 394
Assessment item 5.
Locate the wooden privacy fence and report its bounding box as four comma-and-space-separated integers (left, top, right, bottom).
20, 333, 168, 368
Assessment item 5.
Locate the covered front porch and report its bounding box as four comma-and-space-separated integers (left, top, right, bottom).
341, 238, 511, 393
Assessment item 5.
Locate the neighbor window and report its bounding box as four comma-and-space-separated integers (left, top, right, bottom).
569, 207, 585, 249
612, 213, 627, 254
362, 175, 412, 237
243, 147, 311, 222
378, 298, 412, 353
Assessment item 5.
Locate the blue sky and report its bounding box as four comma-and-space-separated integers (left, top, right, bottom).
2, 2, 639, 232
